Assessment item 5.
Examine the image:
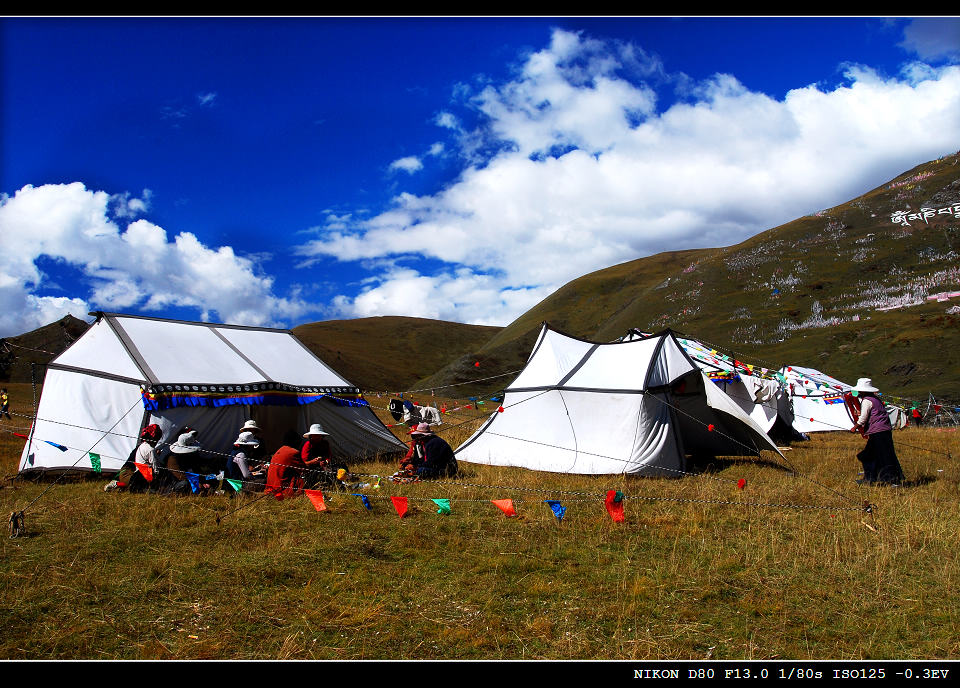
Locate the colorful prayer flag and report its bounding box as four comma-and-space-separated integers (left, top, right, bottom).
134, 462, 153, 482
186, 472, 200, 493
353, 494, 372, 510
305, 490, 327, 512
604, 490, 625, 523
545, 500, 566, 522
737, 478, 747, 490
89, 452, 101, 473
491, 499, 516, 517
391, 496, 409, 518
432, 498, 451, 515
44, 441, 68, 452
226, 478, 243, 492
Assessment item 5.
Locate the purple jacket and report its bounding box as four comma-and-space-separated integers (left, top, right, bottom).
861, 394, 892, 435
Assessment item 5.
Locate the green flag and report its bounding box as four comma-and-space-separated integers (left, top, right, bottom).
89, 453, 101, 473
226, 478, 243, 492
432, 498, 451, 515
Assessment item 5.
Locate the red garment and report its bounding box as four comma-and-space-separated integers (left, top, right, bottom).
265, 445, 305, 499
301, 438, 331, 467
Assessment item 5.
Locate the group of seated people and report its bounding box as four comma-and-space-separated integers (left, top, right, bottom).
106, 411, 459, 497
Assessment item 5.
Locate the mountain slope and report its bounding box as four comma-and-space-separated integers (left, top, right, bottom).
417, 152, 960, 403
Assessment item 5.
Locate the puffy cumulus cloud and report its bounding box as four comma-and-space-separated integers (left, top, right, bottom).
0, 182, 310, 336
302, 28, 960, 327
331, 265, 554, 326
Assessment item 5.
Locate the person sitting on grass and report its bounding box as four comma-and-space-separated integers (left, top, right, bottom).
225, 430, 268, 493
300, 423, 349, 489
265, 429, 308, 500
104, 423, 161, 493
402, 423, 458, 479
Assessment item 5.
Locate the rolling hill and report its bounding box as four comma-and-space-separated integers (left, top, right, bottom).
416, 151, 960, 405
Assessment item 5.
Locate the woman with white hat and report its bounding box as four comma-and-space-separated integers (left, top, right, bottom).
850, 378, 904, 485
300, 423, 349, 489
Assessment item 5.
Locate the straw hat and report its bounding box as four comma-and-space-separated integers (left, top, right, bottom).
851, 378, 880, 394
408, 422, 434, 436
169, 429, 202, 454
303, 423, 330, 438
240, 420, 261, 433
233, 431, 260, 447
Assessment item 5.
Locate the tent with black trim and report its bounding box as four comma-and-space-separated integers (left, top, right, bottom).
454, 324, 782, 476
18, 312, 406, 475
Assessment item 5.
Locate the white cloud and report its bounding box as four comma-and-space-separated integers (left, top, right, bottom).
299, 28, 960, 327
198, 92, 218, 106
0, 182, 310, 336
389, 156, 424, 174
900, 18, 960, 62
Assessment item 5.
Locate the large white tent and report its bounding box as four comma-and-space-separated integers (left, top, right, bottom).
455, 324, 782, 476
18, 312, 406, 474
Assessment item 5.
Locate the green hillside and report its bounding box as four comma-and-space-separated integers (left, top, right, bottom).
293, 316, 501, 393
0, 315, 90, 383
418, 152, 960, 405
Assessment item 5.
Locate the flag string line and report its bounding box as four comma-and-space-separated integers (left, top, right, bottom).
4, 386, 927, 512
14, 397, 144, 515
3, 423, 872, 516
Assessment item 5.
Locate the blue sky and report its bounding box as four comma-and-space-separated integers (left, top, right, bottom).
1, 16, 959, 336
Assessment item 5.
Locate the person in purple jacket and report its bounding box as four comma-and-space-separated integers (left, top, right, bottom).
850, 378, 904, 486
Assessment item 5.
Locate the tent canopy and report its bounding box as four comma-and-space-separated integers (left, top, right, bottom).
19, 312, 405, 474
455, 324, 782, 477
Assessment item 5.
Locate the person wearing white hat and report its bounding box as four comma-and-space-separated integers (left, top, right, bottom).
400, 422, 458, 479
850, 378, 904, 485
240, 419, 262, 435
225, 430, 267, 489
300, 423, 349, 489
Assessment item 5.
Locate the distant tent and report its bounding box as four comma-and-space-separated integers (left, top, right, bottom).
780, 366, 854, 434
621, 330, 795, 442
782, 365, 906, 433
455, 324, 782, 476
18, 312, 406, 475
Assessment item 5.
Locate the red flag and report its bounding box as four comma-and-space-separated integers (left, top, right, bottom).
13, 432, 29, 439
474, 361, 480, 367
305, 490, 327, 512
737, 478, 746, 490
391, 496, 408, 518
134, 462, 153, 482
498, 406, 505, 413
604, 490, 625, 523
491, 499, 516, 517
707, 424, 715, 432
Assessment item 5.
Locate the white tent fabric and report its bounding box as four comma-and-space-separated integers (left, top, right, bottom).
19, 312, 405, 474
674, 336, 793, 435
780, 365, 854, 434
455, 325, 782, 476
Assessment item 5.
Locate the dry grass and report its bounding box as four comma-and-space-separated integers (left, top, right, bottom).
1, 383, 958, 660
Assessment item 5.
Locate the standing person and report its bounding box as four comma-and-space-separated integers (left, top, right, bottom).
850, 378, 904, 486
265, 429, 307, 499
910, 407, 923, 427
0, 388, 10, 420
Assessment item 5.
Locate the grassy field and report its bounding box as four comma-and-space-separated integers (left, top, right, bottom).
1, 382, 958, 660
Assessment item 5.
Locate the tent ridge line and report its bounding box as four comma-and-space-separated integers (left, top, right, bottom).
104, 315, 159, 384
556, 343, 601, 387
209, 327, 275, 382
90, 311, 292, 333
46, 362, 146, 387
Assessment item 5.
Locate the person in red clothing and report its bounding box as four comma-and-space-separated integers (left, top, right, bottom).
265, 430, 308, 500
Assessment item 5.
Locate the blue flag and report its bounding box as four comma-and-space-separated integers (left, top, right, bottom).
352, 494, 372, 510
186, 473, 200, 493
544, 500, 566, 522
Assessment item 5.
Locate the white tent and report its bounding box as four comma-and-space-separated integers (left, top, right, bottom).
18, 312, 406, 474
780, 365, 854, 434
455, 324, 782, 476
781, 365, 905, 434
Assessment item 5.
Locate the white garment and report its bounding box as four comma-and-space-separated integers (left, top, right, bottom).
135, 441, 157, 468
857, 397, 875, 426
420, 406, 442, 425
